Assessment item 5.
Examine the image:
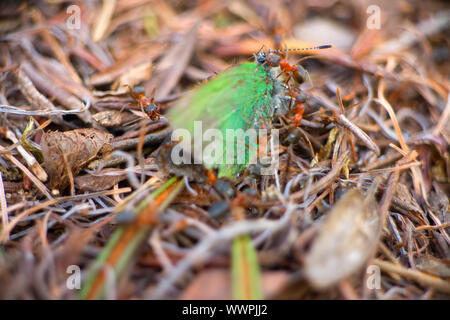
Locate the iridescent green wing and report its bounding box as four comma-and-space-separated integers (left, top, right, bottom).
167, 62, 275, 177
169, 62, 274, 132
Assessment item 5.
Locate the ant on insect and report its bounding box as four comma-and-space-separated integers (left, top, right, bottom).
255, 44, 332, 128
255, 45, 332, 85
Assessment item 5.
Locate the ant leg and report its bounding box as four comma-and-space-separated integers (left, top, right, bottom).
149, 88, 156, 102
284, 75, 292, 86
120, 102, 137, 113
126, 84, 139, 100
138, 102, 147, 115
256, 44, 265, 55
275, 71, 287, 80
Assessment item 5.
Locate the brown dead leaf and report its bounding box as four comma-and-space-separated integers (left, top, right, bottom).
391, 183, 425, 224
304, 188, 381, 289
92, 110, 138, 128
41, 129, 114, 190
114, 61, 152, 91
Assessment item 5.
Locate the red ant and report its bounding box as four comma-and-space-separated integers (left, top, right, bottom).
126, 85, 161, 121
269, 45, 331, 85
255, 45, 332, 127
284, 88, 306, 128
291, 99, 305, 127
255, 45, 332, 85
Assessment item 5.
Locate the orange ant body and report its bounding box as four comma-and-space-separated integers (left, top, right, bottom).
255, 45, 332, 127
258, 45, 332, 85
291, 102, 305, 127
126, 85, 161, 121
285, 89, 306, 127
279, 58, 309, 84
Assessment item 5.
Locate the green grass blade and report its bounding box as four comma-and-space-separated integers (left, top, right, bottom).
231, 235, 263, 300
79, 177, 183, 299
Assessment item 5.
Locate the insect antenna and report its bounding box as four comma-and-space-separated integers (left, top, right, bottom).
249, 44, 266, 61
269, 44, 332, 55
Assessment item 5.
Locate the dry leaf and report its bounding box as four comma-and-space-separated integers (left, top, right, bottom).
304, 189, 381, 289
114, 61, 152, 90
41, 129, 114, 190
92, 110, 138, 128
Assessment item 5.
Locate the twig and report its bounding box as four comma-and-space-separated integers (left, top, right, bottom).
337, 113, 380, 155
146, 203, 296, 299
16, 66, 57, 111
20, 60, 91, 123
377, 66, 427, 201
32, 9, 82, 84
0, 145, 53, 200
0, 99, 90, 116
289, 150, 349, 201
0, 188, 130, 242
92, 0, 117, 42
432, 93, 450, 141
111, 127, 171, 150
374, 259, 450, 295
380, 171, 399, 226
372, 10, 450, 55
416, 222, 450, 231
3, 129, 47, 181
0, 172, 8, 241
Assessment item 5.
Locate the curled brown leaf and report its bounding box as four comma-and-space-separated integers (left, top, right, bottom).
41, 129, 114, 190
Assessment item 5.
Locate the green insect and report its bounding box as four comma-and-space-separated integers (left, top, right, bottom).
167, 45, 332, 178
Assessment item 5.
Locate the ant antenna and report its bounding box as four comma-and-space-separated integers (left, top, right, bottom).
256, 44, 266, 54
249, 45, 266, 61
269, 44, 332, 54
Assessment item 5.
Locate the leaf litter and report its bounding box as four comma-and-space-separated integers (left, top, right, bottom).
0, 0, 449, 300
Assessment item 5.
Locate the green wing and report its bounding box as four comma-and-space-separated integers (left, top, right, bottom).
167, 62, 275, 178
